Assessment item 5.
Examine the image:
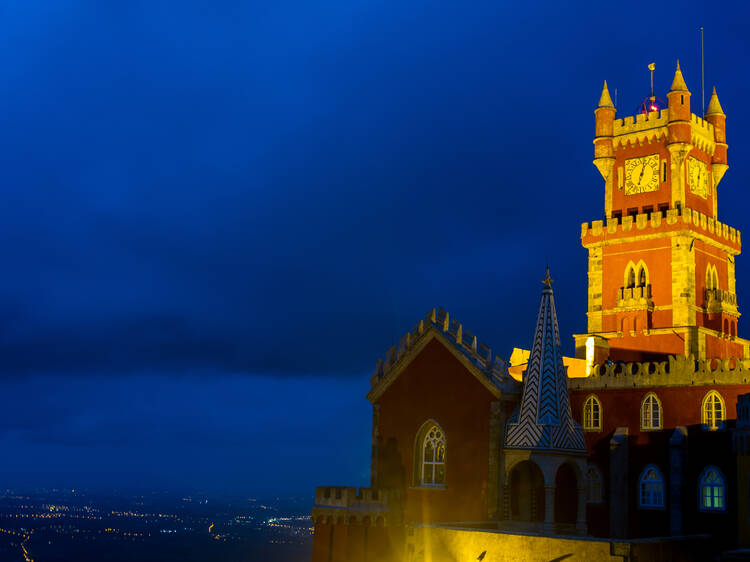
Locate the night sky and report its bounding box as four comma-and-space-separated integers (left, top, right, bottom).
1, 2, 749, 497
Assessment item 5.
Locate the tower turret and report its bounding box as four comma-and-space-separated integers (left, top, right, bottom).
706, 87, 729, 188
594, 81, 617, 212
667, 61, 692, 207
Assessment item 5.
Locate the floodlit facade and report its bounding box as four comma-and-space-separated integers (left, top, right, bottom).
311, 62, 750, 561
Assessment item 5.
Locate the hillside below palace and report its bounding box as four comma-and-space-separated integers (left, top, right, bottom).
311, 61, 750, 562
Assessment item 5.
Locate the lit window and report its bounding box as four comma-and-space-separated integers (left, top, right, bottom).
702, 391, 726, 430
583, 395, 602, 431
641, 392, 662, 430
639, 465, 665, 509
421, 425, 446, 486
699, 467, 726, 511
586, 467, 603, 503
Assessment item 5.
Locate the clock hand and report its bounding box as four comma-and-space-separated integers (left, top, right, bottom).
638, 164, 646, 185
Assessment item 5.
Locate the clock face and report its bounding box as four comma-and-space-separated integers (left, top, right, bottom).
625, 155, 660, 195
688, 157, 709, 199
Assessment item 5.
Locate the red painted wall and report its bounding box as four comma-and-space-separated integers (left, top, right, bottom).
570, 384, 750, 448
375, 337, 497, 524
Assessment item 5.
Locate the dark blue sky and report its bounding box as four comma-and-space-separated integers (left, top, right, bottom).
1, 1, 749, 497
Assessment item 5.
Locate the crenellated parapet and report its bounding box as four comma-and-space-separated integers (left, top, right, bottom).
690, 113, 717, 155
369, 308, 515, 392
311, 486, 398, 526
569, 354, 750, 391
581, 206, 741, 253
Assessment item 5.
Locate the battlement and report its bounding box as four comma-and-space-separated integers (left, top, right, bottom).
581, 206, 741, 251
690, 113, 716, 154
613, 109, 668, 135
569, 354, 750, 391
312, 486, 396, 525
369, 308, 513, 390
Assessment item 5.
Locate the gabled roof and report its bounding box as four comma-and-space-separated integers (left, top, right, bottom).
366, 308, 521, 403
504, 270, 585, 451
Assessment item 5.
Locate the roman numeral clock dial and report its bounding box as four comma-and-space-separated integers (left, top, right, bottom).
624, 155, 660, 195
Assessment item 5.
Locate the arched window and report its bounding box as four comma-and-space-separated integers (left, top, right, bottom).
626, 267, 636, 289
418, 423, 446, 486
641, 392, 662, 430
583, 395, 602, 431
699, 466, 726, 511
639, 465, 665, 509
586, 466, 603, 503
638, 267, 646, 287
702, 391, 726, 430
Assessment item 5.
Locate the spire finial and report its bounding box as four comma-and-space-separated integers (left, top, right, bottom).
598, 80, 615, 108
670, 60, 689, 92
543, 267, 553, 286
705, 86, 725, 116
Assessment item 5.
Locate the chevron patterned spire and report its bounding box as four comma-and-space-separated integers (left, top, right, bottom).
505, 269, 585, 451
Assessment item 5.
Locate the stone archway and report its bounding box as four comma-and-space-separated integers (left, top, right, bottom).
554, 462, 578, 528
509, 460, 545, 522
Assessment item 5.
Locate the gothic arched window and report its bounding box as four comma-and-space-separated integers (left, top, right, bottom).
417, 423, 446, 487
699, 467, 726, 511
638, 267, 646, 287
583, 395, 602, 431
639, 465, 665, 509
702, 391, 726, 430
641, 392, 662, 430
627, 267, 636, 289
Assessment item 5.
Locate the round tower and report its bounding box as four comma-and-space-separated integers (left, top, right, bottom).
705, 87, 729, 188
666, 61, 691, 144
593, 81, 616, 192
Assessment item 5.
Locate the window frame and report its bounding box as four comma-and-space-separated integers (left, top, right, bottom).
701, 391, 726, 431
412, 420, 447, 489
640, 392, 662, 431
583, 394, 602, 432
698, 466, 727, 512
638, 464, 666, 510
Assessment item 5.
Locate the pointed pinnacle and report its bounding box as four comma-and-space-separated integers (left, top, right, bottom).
598, 80, 615, 108
542, 267, 554, 286
670, 60, 688, 92
705, 87, 725, 116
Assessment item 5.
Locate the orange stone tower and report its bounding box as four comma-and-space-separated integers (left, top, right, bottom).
576, 63, 749, 363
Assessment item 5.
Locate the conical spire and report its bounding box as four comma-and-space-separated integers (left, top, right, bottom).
598, 80, 615, 108
705, 87, 725, 116
504, 269, 585, 451
670, 60, 689, 92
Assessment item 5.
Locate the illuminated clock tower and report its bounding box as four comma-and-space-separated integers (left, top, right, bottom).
576, 62, 750, 363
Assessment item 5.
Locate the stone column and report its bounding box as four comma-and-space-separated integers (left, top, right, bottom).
576, 485, 587, 535
669, 427, 688, 536
609, 427, 629, 538
543, 485, 556, 532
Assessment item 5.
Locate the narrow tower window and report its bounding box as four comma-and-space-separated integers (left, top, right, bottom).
627, 267, 636, 289
638, 267, 646, 288
662, 162, 667, 182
